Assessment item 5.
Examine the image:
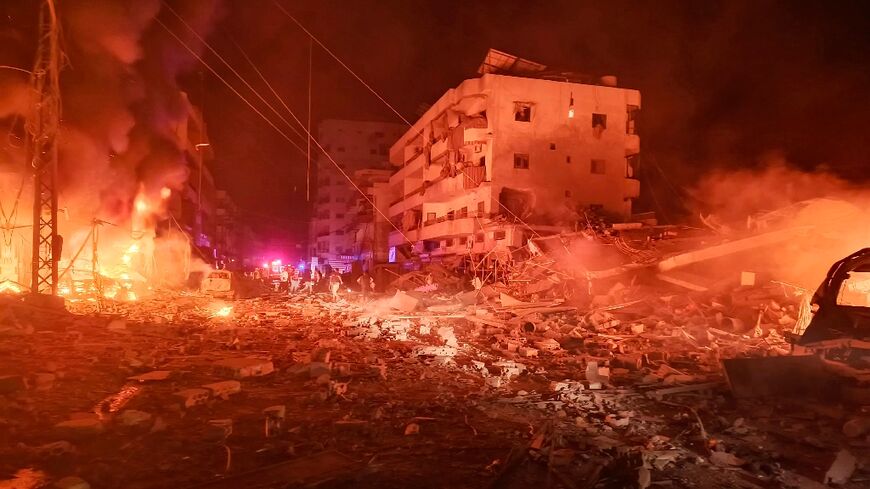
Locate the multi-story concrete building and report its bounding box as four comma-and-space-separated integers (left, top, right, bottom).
309, 119, 405, 271
384, 50, 641, 265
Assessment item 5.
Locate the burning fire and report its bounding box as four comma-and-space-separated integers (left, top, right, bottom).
0, 281, 23, 294
211, 304, 233, 318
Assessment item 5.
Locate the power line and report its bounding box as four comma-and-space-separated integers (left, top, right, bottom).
152, 17, 308, 158
273, 1, 547, 243
156, 7, 413, 246
272, 0, 413, 127
161, 3, 309, 148
231, 42, 413, 245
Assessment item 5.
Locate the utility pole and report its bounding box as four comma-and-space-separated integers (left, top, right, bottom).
29, 0, 61, 296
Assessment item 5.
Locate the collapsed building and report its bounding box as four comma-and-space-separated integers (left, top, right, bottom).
381, 49, 641, 268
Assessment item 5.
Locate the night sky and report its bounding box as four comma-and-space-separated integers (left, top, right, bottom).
4, 1, 869, 243
198, 0, 869, 238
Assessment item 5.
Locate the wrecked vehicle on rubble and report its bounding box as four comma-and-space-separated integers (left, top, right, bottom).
200, 270, 237, 299
797, 247, 870, 344
724, 249, 870, 401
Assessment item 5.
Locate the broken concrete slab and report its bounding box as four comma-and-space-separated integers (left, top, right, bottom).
202, 380, 242, 400
173, 388, 210, 408
388, 291, 419, 312
117, 409, 152, 428
54, 417, 103, 437
824, 449, 856, 485
213, 358, 274, 378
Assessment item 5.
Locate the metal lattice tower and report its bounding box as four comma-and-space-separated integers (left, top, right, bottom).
28, 0, 61, 295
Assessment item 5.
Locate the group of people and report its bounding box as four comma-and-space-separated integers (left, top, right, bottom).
282, 266, 375, 302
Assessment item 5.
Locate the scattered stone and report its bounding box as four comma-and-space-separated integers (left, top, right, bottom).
518, 346, 538, 358
118, 409, 152, 428
173, 388, 210, 408
709, 450, 745, 467
202, 380, 242, 400
404, 422, 420, 435
54, 417, 103, 437
213, 358, 274, 378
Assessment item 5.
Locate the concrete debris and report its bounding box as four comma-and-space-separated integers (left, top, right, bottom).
824, 449, 856, 485
3, 224, 868, 487
54, 417, 104, 437
709, 450, 745, 467
213, 358, 275, 378
117, 409, 152, 428
173, 388, 210, 408
203, 380, 242, 400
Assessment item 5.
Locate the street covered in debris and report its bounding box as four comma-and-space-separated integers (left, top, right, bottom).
2, 1, 870, 488
2, 203, 869, 488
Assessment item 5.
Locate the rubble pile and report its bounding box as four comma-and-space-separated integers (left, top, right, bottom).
0, 211, 868, 487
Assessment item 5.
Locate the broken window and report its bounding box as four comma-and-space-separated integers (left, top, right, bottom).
475, 233, 485, 242
592, 113, 606, 129
626, 105, 639, 135
591, 159, 606, 174
493, 230, 506, 240
566, 155, 572, 164
477, 201, 485, 214
459, 237, 468, 246
626, 154, 640, 178
447, 210, 455, 220
513, 153, 530, 169
549, 143, 556, 150
478, 156, 486, 166
458, 206, 468, 218
513, 102, 532, 122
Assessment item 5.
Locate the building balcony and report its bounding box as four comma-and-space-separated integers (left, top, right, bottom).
430, 138, 448, 160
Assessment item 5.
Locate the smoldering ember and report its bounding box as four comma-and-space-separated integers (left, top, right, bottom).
0, 2, 869, 489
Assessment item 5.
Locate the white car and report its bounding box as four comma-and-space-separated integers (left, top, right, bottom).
201, 270, 235, 299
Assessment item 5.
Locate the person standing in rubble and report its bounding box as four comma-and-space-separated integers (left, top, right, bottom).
302, 267, 321, 295
327, 270, 343, 301
289, 268, 301, 294
357, 269, 374, 302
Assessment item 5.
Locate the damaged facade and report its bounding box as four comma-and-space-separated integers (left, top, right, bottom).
383, 51, 641, 266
